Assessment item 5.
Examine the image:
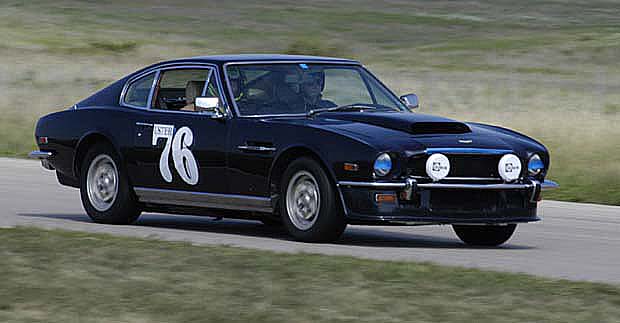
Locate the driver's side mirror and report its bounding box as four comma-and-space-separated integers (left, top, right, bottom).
195, 97, 226, 119
400, 93, 419, 110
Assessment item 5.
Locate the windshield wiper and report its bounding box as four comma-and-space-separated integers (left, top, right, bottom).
307, 104, 377, 116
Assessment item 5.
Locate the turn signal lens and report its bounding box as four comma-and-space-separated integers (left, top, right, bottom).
375, 193, 396, 203
343, 163, 359, 172
528, 154, 545, 176
373, 153, 392, 177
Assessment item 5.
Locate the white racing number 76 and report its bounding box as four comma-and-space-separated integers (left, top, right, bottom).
152, 124, 199, 185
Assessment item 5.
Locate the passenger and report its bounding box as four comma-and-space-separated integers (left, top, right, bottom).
180, 81, 204, 112
275, 70, 305, 113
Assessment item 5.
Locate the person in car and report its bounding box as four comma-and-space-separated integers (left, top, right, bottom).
180, 81, 204, 112
301, 70, 336, 110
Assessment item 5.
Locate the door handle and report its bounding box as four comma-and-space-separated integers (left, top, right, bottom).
237, 145, 276, 152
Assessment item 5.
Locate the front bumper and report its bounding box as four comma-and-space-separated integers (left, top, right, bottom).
337, 178, 558, 225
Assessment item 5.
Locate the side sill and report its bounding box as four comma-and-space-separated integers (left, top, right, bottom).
134, 187, 273, 213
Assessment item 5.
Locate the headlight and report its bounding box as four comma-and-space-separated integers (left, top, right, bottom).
373, 153, 392, 177
528, 154, 545, 176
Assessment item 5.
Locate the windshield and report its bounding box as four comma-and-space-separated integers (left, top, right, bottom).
225, 63, 407, 116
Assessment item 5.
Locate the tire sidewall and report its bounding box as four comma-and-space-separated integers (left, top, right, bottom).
80, 143, 140, 224
280, 157, 346, 242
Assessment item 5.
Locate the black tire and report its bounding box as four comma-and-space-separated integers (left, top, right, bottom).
280, 157, 346, 242
452, 224, 517, 246
80, 143, 141, 224
260, 214, 283, 227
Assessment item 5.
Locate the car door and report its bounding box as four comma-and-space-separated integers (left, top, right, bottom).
125, 65, 231, 195
227, 117, 277, 197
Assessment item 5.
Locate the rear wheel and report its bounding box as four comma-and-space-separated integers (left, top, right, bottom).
80, 143, 141, 224
452, 224, 517, 246
280, 158, 346, 242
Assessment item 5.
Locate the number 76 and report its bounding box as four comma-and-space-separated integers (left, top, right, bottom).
153, 124, 199, 185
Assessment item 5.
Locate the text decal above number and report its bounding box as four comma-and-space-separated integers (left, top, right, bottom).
153, 124, 199, 185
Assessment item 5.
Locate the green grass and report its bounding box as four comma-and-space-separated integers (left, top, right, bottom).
285, 37, 349, 57
604, 104, 620, 114
1, 227, 620, 323
1, 0, 619, 204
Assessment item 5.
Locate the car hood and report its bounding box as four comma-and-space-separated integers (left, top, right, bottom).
291, 111, 547, 156
324, 111, 472, 135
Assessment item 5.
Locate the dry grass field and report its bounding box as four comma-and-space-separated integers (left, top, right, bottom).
1, 0, 619, 204
2, 227, 620, 323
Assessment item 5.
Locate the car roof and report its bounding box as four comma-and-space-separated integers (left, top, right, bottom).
76, 55, 361, 109
159, 54, 360, 65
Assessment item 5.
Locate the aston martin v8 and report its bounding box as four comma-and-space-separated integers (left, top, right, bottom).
30, 54, 558, 245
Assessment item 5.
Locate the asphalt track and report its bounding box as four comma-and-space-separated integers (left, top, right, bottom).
2, 158, 619, 284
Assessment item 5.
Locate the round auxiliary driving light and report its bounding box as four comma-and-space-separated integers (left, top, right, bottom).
498, 154, 522, 182
528, 154, 545, 176
374, 153, 392, 177
426, 153, 450, 181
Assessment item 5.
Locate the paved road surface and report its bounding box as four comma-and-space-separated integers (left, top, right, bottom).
1, 158, 619, 284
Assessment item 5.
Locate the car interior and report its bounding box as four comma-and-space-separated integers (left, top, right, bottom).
233, 68, 307, 115
151, 69, 221, 112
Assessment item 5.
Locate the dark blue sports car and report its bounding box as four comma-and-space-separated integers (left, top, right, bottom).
30, 54, 557, 245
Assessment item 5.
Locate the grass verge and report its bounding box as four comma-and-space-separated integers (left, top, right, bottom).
1, 227, 619, 323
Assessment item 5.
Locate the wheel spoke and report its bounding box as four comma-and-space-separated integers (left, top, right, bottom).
286, 171, 321, 230
86, 154, 119, 212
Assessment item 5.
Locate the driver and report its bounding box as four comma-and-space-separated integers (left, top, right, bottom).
301, 68, 335, 110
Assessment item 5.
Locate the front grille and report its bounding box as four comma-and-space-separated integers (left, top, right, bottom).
407, 154, 505, 179
428, 190, 529, 213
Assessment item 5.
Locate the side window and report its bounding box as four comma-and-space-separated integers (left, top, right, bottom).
204, 73, 221, 98
124, 72, 156, 108
153, 68, 222, 113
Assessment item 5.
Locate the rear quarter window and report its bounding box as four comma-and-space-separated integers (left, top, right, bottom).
124, 72, 156, 107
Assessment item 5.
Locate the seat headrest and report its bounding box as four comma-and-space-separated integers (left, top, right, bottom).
185, 81, 205, 104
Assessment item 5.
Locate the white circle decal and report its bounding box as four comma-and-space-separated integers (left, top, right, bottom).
498, 154, 522, 182
426, 153, 450, 181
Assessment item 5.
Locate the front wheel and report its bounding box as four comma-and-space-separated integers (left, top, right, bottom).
280, 158, 346, 242
452, 224, 517, 246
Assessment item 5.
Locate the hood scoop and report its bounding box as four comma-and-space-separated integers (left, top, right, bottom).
411, 122, 471, 135
322, 112, 471, 135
